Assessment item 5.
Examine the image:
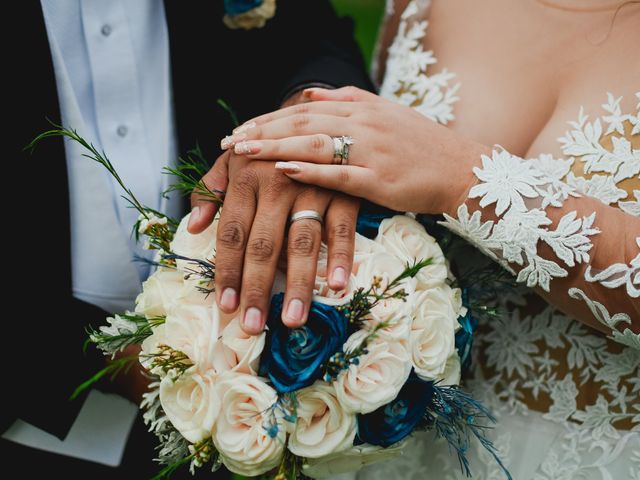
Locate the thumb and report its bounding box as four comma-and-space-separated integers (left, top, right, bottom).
188, 151, 229, 234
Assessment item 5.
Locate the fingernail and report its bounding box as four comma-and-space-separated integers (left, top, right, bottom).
187, 206, 201, 230
275, 161, 301, 173
233, 121, 256, 135
220, 132, 247, 150
243, 307, 263, 333
285, 299, 304, 324
234, 141, 262, 155
219, 288, 238, 311
331, 267, 347, 288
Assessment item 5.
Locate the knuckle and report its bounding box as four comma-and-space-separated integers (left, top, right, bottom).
233, 167, 259, 193
218, 221, 247, 250
263, 170, 294, 198
293, 103, 309, 115
288, 275, 315, 293
329, 249, 352, 265
215, 266, 240, 286
330, 220, 355, 240
289, 224, 319, 256
247, 236, 276, 262
338, 168, 351, 186
310, 134, 328, 154
290, 114, 310, 132
243, 285, 268, 303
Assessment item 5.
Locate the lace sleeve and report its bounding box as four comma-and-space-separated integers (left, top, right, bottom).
440, 94, 640, 348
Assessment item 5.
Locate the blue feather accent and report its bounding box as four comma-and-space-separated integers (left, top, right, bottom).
224, 0, 264, 16
425, 384, 512, 480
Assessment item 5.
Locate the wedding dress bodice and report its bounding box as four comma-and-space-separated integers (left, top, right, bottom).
355, 1, 640, 479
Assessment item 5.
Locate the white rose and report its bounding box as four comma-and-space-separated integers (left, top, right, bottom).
289, 383, 357, 458
441, 353, 461, 386
140, 323, 167, 372
159, 371, 220, 443
410, 286, 460, 381
212, 315, 265, 375
135, 269, 184, 317
334, 332, 411, 414
353, 249, 416, 341
163, 303, 221, 373
302, 442, 406, 479
170, 212, 218, 276
375, 215, 448, 290
214, 373, 285, 476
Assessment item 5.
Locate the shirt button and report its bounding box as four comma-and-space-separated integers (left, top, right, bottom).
101, 24, 112, 37
116, 125, 128, 137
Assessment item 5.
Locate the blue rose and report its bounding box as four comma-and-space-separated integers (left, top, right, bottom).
455, 288, 478, 372
260, 293, 348, 393
356, 204, 399, 239
357, 374, 434, 447
224, 0, 263, 16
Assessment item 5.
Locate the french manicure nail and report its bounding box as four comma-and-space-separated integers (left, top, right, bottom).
234, 141, 262, 155
275, 161, 301, 173
244, 307, 263, 333
187, 206, 201, 230
285, 299, 304, 324
233, 121, 256, 135
219, 288, 238, 311
220, 132, 247, 150
331, 267, 347, 288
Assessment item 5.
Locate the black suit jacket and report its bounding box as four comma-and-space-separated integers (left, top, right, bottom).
5, 0, 371, 441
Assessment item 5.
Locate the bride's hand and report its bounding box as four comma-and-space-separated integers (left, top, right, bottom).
222, 86, 487, 215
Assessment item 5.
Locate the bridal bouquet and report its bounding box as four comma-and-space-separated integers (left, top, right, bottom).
32, 127, 510, 479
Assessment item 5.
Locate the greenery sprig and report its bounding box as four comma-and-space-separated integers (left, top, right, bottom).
152, 438, 219, 480
162, 145, 224, 206
323, 258, 433, 381
142, 345, 193, 380
70, 355, 139, 400
87, 313, 165, 357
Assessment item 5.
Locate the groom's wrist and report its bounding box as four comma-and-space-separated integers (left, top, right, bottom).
281, 82, 335, 107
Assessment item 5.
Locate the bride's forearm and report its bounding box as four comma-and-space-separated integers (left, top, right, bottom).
440, 147, 640, 342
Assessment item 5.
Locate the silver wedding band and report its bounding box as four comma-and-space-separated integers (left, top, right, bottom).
290, 210, 324, 225
332, 136, 354, 165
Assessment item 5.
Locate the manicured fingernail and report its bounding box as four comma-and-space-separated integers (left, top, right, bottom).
220, 132, 247, 150
285, 299, 304, 324
219, 288, 238, 311
275, 161, 301, 173
187, 206, 201, 230
331, 267, 347, 288
234, 141, 262, 155
243, 307, 263, 333
233, 121, 256, 134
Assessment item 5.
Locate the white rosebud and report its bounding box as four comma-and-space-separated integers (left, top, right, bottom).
410, 286, 460, 382
159, 371, 220, 443
289, 382, 357, 458
163, 303, 221, 373
135, 269, 185, 317
213, 373, 285, 477
302, 442, 406, 479
170, 212, 218, 273
375, 215, 448, 290
212, 315, 265, 375
334, 332, 411, 414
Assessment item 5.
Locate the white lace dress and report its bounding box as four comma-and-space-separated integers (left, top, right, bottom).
344, 1, 640, 479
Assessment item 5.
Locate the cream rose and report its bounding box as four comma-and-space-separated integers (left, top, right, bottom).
302, 442, 406, 479
288, 383, 357, 458
170, 212, 218, 280
135, 269, 184, 317
139, 323, 167, 372
212, 316, 265, 375
213, 373, 285, 476
375, 215, 448, 290
159, 371, 220, 443
410, 286, 460, 381
163, 303, 220, 373
334, 331, 411, 414
441, 353, 462, 386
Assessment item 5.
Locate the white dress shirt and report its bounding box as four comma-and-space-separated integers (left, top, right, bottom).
3, 0, 182, 466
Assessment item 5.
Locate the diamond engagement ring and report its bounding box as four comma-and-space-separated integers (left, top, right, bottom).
289, 210, 324, 224
332, 136, 354, 165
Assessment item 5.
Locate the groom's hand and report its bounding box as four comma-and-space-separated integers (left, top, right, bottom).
188, 149, 359, 335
